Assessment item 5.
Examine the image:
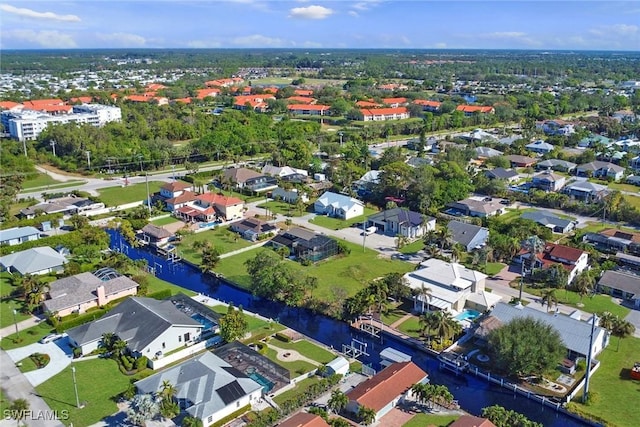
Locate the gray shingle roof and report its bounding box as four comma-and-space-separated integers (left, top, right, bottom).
0, 226, 40, 243
520, 210, 573, 230
485, 168, 518, 180
368, 208, 429, 228
0, 246, 67, 275
135, 351, 262, 419
66, 297, 201, 351
447, 220, 487, 248
598, 270, 640, 297
490, 302, 607, 356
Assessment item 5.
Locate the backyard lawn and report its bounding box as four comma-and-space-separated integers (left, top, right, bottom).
568, 336, 640, 427
97, 181, 163, 206
150, 216, 181, 226
175, 225, 254, 263
209, 304, 284, 335
578, 222, 639, 235
214, 241, 414, 299
257, 200, 308, 217
264, 347, 316, 376
624, 195, 640, 210
273, 376, 322, 405
0, 273, 31, 328
494, 207, 536, 223
396, 315, 423, 338
36, 358, 130, 427
402, 414, 460, 427
269, 339, 336, 364
144, 273, 197, 297
381, 300, 414, 326
308, 207, 379, 230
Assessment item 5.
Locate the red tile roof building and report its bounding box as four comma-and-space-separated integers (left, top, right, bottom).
360, 107, 409, 121
205, 77, 244, 88
382, 97, 408, 107
196, 88, 221, 99
519, 242, 589, 284
277, 413, 330, 427
456, 105, 496, 115
293, 89, 314, 97
0, 101, 23, 111
450, 415, 496, 427
287, 104, 330, 115
414, 99, 442, 111
356, 100, 380, 108
286, 96, 316, 104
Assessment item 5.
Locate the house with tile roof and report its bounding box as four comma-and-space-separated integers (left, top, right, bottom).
67, 296, 203, 356
447, 197, 506, 218
42, 270, 138, 317
205, 77, 244, 88
278, 413, 330, 427
489, 302, 608, 359
165, 191, 198, 212
597, 270, 640, 308
403, 258, 496, 312
360, 107, 409, 121
506, 154, 538, 168
356, 100, 381, 108
413, 99, 442, 112
345, 362, 428, 422
367, 208, 435, 239
222, 167, 277, 193
0, 246, 67, 276
456, 105, 495, 116
176, 192, 245, 223
285, 96, 316, 105
450, 415, 496, 427
583, 228, 640, 255
314, 191, 364, 220
159, 181, 193, 199
287, 104, 330, 116
196, 88, 220, 99
233, 94, 275, 112
140, 224, 174, 247
230, 218, 279, 241
0, 226, 40, 246
518, 242, 589, 284
382, 97, 408, 107
293, 89, 314, 97
135, 351, 262, 426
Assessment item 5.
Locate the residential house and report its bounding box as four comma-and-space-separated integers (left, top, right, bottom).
285, 96, 316, 105
205, 77, 244, 88
413, 99, 441, 112
0, 226, 40, 246
447, 220, 489, 252
135, 351, 262, 426
583, 228, 640, 255
518, 242, 589, 284
627, 175, 640, 186
456, 105, 495, 116
520, 210, 575, 234
536, 120, 575, 136
489, 302, 608, 359
576, 161, 625, 181
18, 197, 104, 219
278, 413, 330, 427
67, 296, 203, 357
378, 83, 408, 91
293, 89, 314, 97
42, 269, 138, 317
367, 208, 435, 239
175, 193, 245, 223
563, 180, 608, 203
382, 97, 408, 108
356, 100, 380, 108
612, 110, 638, 123
222, 168, 277, 193
261, 165, 308, 178
195, 88, 220, 99
597, 270, 640, 309
353, 170, 381, 196
447, 197, 506, 218
379, 347, 412, 368
233, 95, 275, 112
531, 170, 566, 192
450, 415, 496, 427
159, 181, 192, 199
464, 129, 498, 143
615, 252, 640, 271
407, 136, 438, 153
526, 140, 555, 155
535, 159, 577, 173
506, 155, 538, 168
475, 146, 503, 159
345, 362, 428, 423
0, 246, 67, 276
404, 258, 496, 312
630, 156, 640, 172
287, 104, 330, 116
578, 133, 611, 149
314, 191, 364, 220
484, 168, 519, 182
272, 187, 309, 204
360, 107, 409, 121
230, 218, 278, 241
140, 224, 173, 247
165, 191, 198, 212
270, 227, 338, 262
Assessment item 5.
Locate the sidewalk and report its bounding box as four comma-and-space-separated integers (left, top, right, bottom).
219, 240, 269, 259
0, 316, 41, 340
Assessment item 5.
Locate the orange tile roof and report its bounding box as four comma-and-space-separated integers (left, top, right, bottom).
22, 99, 64, 108
450, 415, 496, 427
196, 88, 221, 99
382, 97, 408, 105
166, 191, 198, 205
278, 413, 330, 427
294, 89, 314, 96
197, 192, 244, 207
125, 95, 152, 103
456, 105, 495, 113
174, 97, 192, 104
0, 101, 23, 110
39, 105, 73, 113
356, 100, 380, 108
287, 104, 330, 111
414, 99, 442, 107
346, 362, 427, 412
161, 181, 192, 192
146, 83, 167, 91
286, 96, 316, 104
546, 243, 586, 263
263, 87, 279, 94
70, 96, 93, 104
360, 107, 408, 116
205, 77, 244, 88
600, 228, 640, 243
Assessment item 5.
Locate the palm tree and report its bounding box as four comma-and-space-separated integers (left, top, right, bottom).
424, 229, 438, 247
574, 270, 595, 303
112, 338, 127, 358
410, 383, 426, 405
160, 380, 176, 404
182, 416, 203, 427
541, 288, 558, 311
9, 398, 29, 427
328, 389, 348, 414
357, 406, 376, 426
451, 244, 464, 263
598, 311, 617, 331
419, 311, 438, 341
412, 284, 432, 313
438, 227, 453, 251
432, 311, 461, 344
611, 318, 636, 351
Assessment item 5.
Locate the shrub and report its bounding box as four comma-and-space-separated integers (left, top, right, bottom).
275, 332, 291, 343
135, 356, 149, 370
73, 347, 82, 358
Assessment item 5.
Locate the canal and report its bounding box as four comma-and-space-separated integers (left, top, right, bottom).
110, 231, 589, 426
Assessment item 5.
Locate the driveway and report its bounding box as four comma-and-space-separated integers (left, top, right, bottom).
6, 337, 73, 387
624, 308, 640, 338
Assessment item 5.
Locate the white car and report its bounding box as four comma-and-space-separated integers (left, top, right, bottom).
39, 333, 66, 344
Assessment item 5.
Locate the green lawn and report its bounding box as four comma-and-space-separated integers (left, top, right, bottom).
175, 225, 254, 263
150, 216, 181, 226
145, 273, 197, 297
495, 207, 536, 223
269, 339, 336, 364
264, 347, 316, 376
214, 242, 414, 299
308, 207, 379, 230
624, 195, 640, 209
396, 315, 423, 338
399, 240, 425, 254
484, 262, 506, 276
523, 286, 630, 318
381, 300, 413, 326
0, 273, 31, 328
21, 173, 62, 189
209, 305, 284, 335
0, 390, 10, 419
97, 181, 163, 206
591, 180, 640, 194
568, 336, 640, 427
273, 376, 322, 405
257, 200, 307, 217
36, 358, 130, 427
578, 222, 639, 235
402, 414, 460, 427
0, 322, 56, 350
9, 200, 36, 217
17, 354, 41, 373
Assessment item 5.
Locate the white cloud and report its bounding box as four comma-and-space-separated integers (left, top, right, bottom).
348, 11, 359, 17
97, 32, 147, 47
289, 5, 333, 20
434, 42, 447, 49
0, 4, 81, 22
231, 34, 287, 47
187, 39, 222, 48
590, 24, 638, 36
3, 29, 77, 48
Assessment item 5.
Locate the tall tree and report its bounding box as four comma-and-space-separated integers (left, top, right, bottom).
357, 406, 376, 426
611, 317, 635, 351
328, 390, 348, 414
219, 303, 248, 342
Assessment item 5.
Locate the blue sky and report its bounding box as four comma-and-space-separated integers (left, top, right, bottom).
1, 1, 639, 50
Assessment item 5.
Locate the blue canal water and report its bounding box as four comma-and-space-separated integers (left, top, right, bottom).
109, 231, 589, 426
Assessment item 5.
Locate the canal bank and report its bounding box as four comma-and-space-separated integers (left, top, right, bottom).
109, 230, 592, 427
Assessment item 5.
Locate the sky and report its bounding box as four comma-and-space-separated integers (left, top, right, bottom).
0, 1, 639, 50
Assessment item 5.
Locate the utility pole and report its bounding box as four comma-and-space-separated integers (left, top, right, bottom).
12, 309, 19, 340
339, 131, 344, 146
71, 365, 81, 408
519, 257, 525, 302
22, 139, 27, 157
85, 151, 91, 170
362, 220, 366, 252
50, 140, 57, 157
145, 172, 151, 214
138, 154, 144, 173
582, 314, 597, 403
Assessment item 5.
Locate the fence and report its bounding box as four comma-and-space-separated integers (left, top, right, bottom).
148, 340, 208, 370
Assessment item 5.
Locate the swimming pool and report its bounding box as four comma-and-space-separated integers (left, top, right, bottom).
454, 309, 481, 322
248, 371, 275, 392
191, 313, 216, 331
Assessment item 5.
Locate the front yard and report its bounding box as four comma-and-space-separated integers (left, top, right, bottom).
0, 273, 31, 328
308, 207, 379, 230
213, 241, 414, 300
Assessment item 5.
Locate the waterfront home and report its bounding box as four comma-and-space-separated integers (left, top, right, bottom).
0, 246, 67, 276
230, 218, 278, 241
278, 413, 330, 427
450, 415, 496, 427
270, 227, 338, 263
175, 193, 244, 223
140, 224, 174, 247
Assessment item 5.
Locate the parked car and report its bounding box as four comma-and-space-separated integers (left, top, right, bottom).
39, 333, 65, 344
